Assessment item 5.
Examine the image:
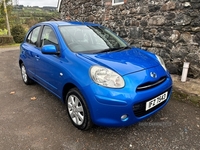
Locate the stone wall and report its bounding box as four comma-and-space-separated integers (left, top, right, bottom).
59, 0, 200, 78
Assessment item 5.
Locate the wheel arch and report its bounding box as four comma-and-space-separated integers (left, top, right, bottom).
62, 83, 76, 103
61, 82, 93, 116
19, 59, 23, 68
63, 84, 94, 130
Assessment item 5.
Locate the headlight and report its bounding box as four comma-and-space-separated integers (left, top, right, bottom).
90, 66, 125, 88
156, 55, 167, 71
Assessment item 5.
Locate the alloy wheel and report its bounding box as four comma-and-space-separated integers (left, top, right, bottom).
67, 94, 84, 125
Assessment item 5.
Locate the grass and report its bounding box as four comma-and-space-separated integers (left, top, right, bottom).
172, 88, 200, 108
0, 43, 20, 48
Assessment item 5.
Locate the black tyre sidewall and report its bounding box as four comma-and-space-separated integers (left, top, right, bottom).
20, 63, 33, 85
66, 88, 92, 130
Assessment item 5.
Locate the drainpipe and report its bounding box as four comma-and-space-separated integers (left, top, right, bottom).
181, 62, 190, 82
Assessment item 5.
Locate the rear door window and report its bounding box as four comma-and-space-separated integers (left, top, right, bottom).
26, 26, 41, 46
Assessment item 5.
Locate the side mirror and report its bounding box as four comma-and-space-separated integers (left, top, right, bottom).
41, 45, 58, 54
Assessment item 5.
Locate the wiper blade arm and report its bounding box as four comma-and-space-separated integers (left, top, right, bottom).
96, 47, 119, 53
96, 46, 131, 53
118, 46, 131, 50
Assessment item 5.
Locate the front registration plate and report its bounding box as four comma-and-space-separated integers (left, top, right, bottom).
145, 91, 168, 111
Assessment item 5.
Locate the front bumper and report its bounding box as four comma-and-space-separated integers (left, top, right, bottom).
82, 67, 173, 127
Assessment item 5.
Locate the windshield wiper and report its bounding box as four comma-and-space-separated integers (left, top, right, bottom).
96, 46, 131, 54
117, 46, 131, 51
97, 47, 119, 53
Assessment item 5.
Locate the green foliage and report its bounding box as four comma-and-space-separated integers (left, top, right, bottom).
0, 3, 60, 35
0, 0, 12, 15
24, 17, 40, 27
11, 7, 60, 28
0, 36, 14, 45
0, 29, 7, 35
0, 18, 6, 29
0, 0, 12, 29
11, 25, 26, 43
9, 6, 60, 28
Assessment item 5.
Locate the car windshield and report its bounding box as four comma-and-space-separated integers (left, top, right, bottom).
59, 25, 128, 54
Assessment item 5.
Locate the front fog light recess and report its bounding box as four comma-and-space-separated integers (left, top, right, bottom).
121, 114, 129, 121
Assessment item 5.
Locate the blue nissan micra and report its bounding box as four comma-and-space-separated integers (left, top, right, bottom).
19, 21, 172, 130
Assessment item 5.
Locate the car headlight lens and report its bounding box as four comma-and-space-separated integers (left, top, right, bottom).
156, 55, 167, 71
90, 66, 125, 88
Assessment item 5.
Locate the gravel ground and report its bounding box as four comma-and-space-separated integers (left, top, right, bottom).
0, 49, 200, 150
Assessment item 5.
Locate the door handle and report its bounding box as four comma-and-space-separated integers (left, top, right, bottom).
35, 55, 40, 61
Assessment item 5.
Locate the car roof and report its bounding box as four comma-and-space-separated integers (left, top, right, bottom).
39, 21, 101, 27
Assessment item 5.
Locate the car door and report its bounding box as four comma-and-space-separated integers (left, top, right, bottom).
21, 26, 41, 78
34, 25, 63, 97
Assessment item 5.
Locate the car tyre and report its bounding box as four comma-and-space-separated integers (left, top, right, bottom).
20, 63, 34, 85
66, 88, 93, 130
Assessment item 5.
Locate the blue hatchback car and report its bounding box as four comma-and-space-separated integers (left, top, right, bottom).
19, 21, 172, 130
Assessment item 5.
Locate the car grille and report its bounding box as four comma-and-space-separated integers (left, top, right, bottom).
133, 88, 171, 117
136, 77, 166, 91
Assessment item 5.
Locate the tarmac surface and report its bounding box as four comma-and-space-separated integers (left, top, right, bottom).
0, 47, 200, 150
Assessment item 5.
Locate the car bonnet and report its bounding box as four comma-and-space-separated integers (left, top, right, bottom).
77, 47, 160, 76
